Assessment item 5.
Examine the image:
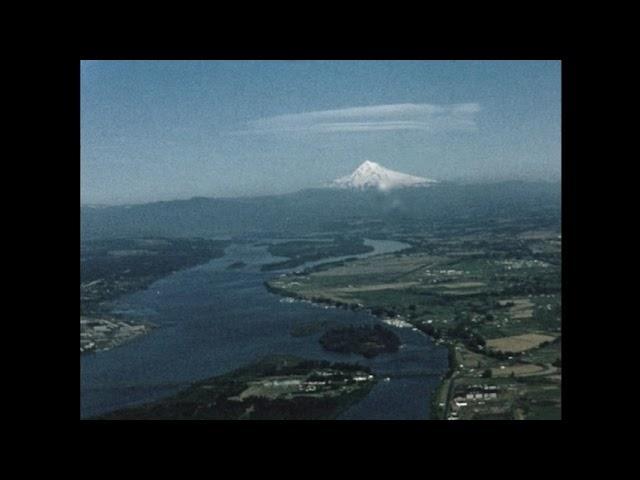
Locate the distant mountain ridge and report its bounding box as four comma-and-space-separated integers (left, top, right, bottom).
331, 160, 437, 191
81, 181, 561, 241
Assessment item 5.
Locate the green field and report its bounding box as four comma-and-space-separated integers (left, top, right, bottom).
266, 216, 561, 420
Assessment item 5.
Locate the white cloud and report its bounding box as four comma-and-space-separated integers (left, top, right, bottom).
233, 103, 480, 135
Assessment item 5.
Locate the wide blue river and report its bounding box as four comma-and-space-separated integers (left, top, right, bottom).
80, 239, 448, 419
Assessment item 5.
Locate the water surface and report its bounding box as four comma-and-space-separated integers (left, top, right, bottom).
80, 239, 448, 419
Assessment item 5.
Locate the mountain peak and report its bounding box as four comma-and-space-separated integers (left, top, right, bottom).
331, 160, 437, 191
358, 160, 379, 169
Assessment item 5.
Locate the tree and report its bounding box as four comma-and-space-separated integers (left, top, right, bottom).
482, 369, 492, 378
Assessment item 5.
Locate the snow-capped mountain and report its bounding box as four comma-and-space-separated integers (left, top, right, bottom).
331, 160, 437, 191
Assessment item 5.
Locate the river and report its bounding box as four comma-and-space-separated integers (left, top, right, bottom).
80, 238, 448, 419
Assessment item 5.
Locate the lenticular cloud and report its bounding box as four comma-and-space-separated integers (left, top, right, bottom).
238, 103, 480, 134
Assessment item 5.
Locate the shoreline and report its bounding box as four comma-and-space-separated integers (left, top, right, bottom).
262, 241, 562, 420
81, 241, 231, 355
80, 317, 157, 355
93, 355, 379, 420
264, 277, 452, 420
265, 280, 561, 420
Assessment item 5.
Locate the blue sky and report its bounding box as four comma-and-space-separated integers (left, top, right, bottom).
81, 60, 561, 205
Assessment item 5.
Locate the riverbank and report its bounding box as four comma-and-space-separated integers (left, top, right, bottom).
80, 317, 156, 354
95, 355, 377, 420
265, 231, 561, 420
80, 237, 229, 354
81, 238, 446, 420
266, 275, 450, 419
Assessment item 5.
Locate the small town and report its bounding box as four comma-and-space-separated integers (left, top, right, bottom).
80, 317, 152, 353
448, 384, 500, 420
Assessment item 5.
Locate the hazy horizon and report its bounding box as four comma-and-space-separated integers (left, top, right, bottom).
81, 60, 561, 205
81, 176, 562, 207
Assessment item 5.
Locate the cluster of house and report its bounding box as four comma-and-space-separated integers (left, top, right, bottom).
299, 381, 324, 392
447, 384, 499, 420
80, 340, 96, 353
80, 318, 150, 353
498, 259, 551, 270
297, 372, 374, 392
437, 269, 464, 275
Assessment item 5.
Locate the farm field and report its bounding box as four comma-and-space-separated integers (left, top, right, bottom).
267, 215, 561, 420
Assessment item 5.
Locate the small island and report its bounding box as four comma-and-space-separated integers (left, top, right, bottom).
260, 237, 373, 272
319, 324, 401, 358
96, 356, 376, 420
